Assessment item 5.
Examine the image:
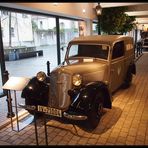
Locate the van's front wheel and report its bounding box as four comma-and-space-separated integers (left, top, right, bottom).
87, 93, 104, 129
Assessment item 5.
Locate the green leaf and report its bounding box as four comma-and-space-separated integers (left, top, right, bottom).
100, 7, 136, 34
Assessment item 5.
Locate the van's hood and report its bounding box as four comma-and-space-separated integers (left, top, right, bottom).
53, 58, 107, 80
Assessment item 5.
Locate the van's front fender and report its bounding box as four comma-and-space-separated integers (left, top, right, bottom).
68, 81, 112, 113
21, 77, 49, 106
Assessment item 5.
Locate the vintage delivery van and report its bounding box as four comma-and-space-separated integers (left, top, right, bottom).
21, 35, 136, 129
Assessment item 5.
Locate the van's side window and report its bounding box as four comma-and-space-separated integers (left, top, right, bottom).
112, 41, 124, 59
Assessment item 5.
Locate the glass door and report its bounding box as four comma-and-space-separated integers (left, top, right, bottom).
59, 18, 79, 63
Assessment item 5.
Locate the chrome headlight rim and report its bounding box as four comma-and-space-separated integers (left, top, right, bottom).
36, 71, 46, 82
72, 74, 82, 86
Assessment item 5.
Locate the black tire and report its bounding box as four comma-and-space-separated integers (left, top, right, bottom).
123, 68, 133, 89
87, 92, 104, 129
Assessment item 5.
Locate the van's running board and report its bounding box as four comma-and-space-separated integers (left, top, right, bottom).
63, 112, 87, 120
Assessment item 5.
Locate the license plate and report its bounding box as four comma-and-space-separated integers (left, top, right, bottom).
37, 105, 62, 117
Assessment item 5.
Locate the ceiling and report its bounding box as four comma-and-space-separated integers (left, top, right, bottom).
97, 3, 148, 30
1, 2, 148, 30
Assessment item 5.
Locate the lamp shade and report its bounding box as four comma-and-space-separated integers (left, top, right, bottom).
95, 4, 102, 16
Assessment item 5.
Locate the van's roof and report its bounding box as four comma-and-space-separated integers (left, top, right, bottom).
69, 35, 133, 46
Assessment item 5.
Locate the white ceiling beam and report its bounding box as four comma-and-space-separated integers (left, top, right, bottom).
94, 3, 146, 8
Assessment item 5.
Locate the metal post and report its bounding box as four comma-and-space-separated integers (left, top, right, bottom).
7, 90, 15, 118
8, 90, 14, 129
34, 112, 39, 145
4, 70, 15, 118
14, 90, 19, 131
43, 114, 48, 145
98, 15, 101, 35
56, 17, 61, 65
135, 29, 138, 57
47, 61, 50, 76
3, 70, 9, 95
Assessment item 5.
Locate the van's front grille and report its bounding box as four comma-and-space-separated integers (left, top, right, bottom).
49, 71, 71, 110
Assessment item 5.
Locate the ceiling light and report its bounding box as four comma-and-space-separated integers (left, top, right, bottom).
82, 9, 86, 13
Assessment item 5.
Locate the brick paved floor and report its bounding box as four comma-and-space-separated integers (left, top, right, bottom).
0, 53, 148, 146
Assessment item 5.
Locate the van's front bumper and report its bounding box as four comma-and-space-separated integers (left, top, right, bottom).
63, 112, 87, 120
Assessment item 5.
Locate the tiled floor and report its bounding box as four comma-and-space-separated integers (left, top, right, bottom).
0, 53, 147, 145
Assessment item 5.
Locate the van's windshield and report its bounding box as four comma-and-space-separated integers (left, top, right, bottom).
67, 44, 109, 60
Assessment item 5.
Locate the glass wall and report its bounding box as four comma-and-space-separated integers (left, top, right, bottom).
0, 10, 57, 78
0, 9, 81, 96
0, 65, 2, 93
59, 19, 79, 63
92, 22, 98, 35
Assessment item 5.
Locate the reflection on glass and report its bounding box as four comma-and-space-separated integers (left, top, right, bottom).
59, 19, 79, 63
0, 10, 57, 78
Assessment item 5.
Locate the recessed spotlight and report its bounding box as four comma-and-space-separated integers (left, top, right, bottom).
82, 9, 86, 13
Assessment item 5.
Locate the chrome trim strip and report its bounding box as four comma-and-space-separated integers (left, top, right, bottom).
63, 112, 87, 120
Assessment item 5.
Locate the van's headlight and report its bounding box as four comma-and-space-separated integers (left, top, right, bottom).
36, 71, 46, 82
72, 74, 82, 86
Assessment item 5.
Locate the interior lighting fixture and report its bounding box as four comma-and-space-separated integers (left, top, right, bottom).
95, 3, 102, 16
95, 3, 102, 35
82, 9, 86, 13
